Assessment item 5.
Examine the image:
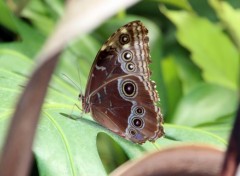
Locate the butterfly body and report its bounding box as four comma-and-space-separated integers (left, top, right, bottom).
81, 21, 164, 144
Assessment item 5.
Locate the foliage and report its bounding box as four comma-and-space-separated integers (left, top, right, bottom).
0, 0, 239, 175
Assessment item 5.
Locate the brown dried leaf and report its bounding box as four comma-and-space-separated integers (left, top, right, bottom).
110, 145, 224, 176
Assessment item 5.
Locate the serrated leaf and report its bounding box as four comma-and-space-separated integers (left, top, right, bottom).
210, 0, 240, 50
162, 9, 239, 90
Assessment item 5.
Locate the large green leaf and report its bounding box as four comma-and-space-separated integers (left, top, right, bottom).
162, 8, 239, 90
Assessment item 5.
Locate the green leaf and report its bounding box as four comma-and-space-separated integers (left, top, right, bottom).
0, 1, 45, 57
161, 55, 182, 120
210, 0, 240, 50
0, 0, 17, 32
161, 8, 239, 90
0, 22, 45, 58
161, 124, 227, 149
172, 83, 238, 126
172, 49, 203, 94
196, 114, 234, 141
157, 0, 193, 11
21, 0, 58, 35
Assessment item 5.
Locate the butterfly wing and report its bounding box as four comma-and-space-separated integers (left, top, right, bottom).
83, 21, 164, 144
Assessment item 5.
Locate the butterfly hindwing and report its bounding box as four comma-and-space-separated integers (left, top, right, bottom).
90, 75, 163, 144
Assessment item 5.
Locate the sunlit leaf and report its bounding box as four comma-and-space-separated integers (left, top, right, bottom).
210, 0, 240, 50
162, 8, 239, 90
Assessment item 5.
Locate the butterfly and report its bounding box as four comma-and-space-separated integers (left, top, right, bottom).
80, 21, 164, 144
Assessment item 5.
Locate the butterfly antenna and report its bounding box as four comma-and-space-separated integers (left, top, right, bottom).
61, 73, 81, 92
65, 45, 84, 97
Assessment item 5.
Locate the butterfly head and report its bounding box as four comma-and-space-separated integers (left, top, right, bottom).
79, 94, 90, 113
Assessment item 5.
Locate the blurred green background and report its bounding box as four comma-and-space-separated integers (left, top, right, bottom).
0, 0, 239, 175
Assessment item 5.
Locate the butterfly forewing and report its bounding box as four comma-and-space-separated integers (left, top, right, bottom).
82, 21, 164, 144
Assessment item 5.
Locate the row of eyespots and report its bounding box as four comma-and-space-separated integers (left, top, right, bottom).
130, 106, 145, 129
119, 78, 146, 138
127, 118, 144, 139
119, 31, 147, 141
122, 50, 136, 72
119, 33, 136, 72
127, 106, 145, 138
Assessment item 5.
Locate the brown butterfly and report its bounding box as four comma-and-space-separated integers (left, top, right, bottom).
80, 21, 164, 144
